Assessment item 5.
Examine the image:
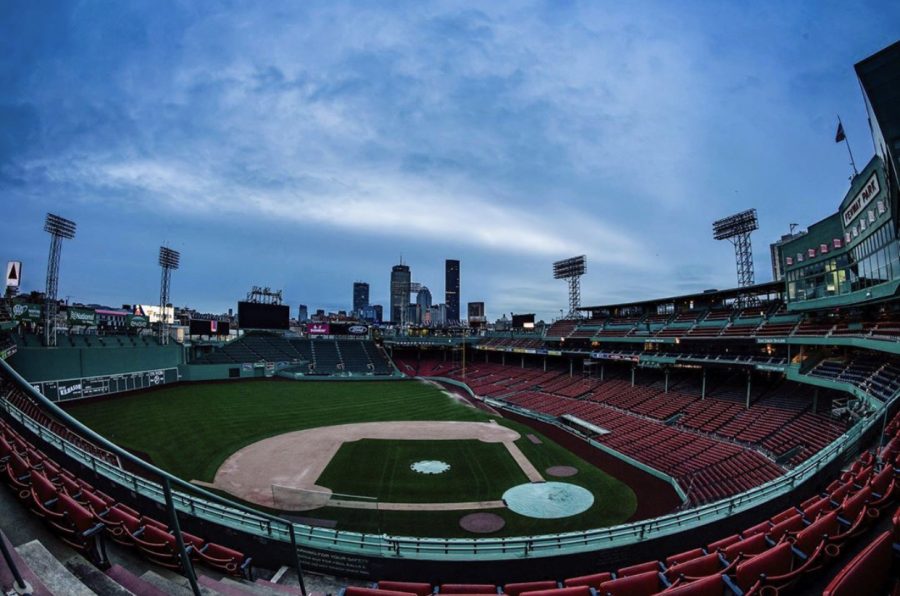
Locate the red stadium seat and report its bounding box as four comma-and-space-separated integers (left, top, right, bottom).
823, 531, 895, 596
664, 552, 732, 583
665, 548, 705, 567
563, 572, 613, 589
721, 533, 771, 562
52, 493, 105, 561
376, 581, 433, 596
706, 534, 740, 552
27, 470, 63, 521
659, 574, 726, 595
132, 524, 203, 569
791, 510, 839, 555
766, 512, 804, 541
734, 542, 793, 592
517, 587, 589, 596
598, 570, 665, 595
504, 580, 558, 596
344, 588, 418, 596
197, 542, 252, 579
616, 560, 660, 577
439, 584, 498, 594
99, 506, 142, 546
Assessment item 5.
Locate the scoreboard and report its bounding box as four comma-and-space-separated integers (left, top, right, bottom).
32, 368, 179, 402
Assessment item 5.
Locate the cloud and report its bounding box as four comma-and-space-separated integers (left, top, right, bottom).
3, 1, 899, 320
28, 155, 647, 265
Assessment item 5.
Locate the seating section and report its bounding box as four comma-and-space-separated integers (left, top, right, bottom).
416, 356, 849, 503
344, 411, 900, 596
0, 410, 253, 582
194, 335, 394, 375
1, 381, 119, 466
544, 319, 579, 339
811, 356, 900, 403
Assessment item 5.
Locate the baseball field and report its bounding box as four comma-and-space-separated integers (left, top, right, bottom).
66, 379, 637, 537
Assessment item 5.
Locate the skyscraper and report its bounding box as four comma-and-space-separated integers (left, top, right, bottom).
353, 282, 370, 316
416, 286, 432, 325
390, 263, 411, 324
445, 259, 460, 324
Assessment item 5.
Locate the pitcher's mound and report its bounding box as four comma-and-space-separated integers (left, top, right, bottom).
546, 465, 578, 477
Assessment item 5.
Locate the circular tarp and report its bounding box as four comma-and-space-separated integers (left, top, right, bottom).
502, 482, 594, 519
410, 460, 451, 475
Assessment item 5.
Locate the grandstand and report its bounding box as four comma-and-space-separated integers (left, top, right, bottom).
192, 334, 396, 376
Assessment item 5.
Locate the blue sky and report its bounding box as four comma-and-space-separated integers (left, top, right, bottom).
1, 2, 898, 321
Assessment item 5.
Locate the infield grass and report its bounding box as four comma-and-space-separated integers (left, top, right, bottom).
317, 439, 527, 502
66, 379, 638, 536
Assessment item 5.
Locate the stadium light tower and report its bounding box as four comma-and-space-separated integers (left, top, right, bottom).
553, 255, 587, 318
43, 213, 77, 347
713, 209, 759, 306
158, 246, 180, 345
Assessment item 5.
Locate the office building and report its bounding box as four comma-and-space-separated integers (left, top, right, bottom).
390, 263, 411, 324
445, 259, 460, 324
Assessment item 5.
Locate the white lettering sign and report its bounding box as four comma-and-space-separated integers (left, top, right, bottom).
842, 173, 880, 227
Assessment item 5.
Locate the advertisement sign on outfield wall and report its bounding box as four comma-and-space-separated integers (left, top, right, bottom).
12, 303, 42, 322
308, 322, 331, 335
67, 308, 98, 326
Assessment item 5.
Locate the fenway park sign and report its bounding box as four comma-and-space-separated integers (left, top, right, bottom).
842, 172, 880, 227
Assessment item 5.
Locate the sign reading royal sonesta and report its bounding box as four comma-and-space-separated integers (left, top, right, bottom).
842, 172, 880, 227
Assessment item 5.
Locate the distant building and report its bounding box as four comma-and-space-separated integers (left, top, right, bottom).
406, 303, 418, 326
445, 259, 460, 324
416, 286, 432, 324
467, 301, 486, 328
429, 303, 447, 327
297, 304, 308, 322
390, 263, 411, 324
770, 231, 807, 281
353, 282, 369, 317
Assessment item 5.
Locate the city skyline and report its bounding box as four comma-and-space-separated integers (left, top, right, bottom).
2, 3, 899, 321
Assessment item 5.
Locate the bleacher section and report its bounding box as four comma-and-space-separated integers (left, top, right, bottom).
415, 357, 851, 504
194, 335, 394, 375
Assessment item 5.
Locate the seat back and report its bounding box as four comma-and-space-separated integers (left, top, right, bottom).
735, 542, 793, 591
722, 532, 769, 561
598, 570, 660, 596
563, 572, 613, 588
823, 531, 893, 596
794, 510, 839, 555
505, 580, 558, 596
665, 552, 723, 582
377, 582, 433, 596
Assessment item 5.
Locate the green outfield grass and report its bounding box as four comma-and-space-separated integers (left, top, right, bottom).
66, 379, 637, 537
316, 439, 527, 502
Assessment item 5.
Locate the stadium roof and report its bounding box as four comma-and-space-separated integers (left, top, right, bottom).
580, 280, 783, 313
855, 40, 900, 159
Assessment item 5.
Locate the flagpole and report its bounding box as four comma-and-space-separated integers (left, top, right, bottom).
837, 115, 859, 177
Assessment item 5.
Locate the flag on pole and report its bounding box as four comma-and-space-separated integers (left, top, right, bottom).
835, 122, 846, 143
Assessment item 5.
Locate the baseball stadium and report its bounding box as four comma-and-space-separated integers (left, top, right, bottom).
0, 42, 899, 596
